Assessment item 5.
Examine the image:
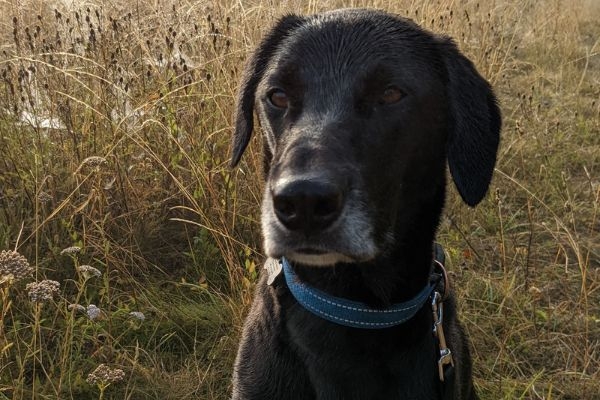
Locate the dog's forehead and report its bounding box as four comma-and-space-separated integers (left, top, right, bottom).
271, 11, 442, 83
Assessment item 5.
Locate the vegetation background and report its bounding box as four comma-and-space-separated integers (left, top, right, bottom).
0, 0, 598, 398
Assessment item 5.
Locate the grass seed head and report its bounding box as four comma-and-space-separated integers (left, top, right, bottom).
78, 156, 108, 171
37, 191, 52, 203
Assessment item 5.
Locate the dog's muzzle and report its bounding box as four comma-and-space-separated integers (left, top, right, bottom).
263, 173, 377, 266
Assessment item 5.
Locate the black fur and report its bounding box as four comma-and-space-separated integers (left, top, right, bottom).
231, 9, 500, 400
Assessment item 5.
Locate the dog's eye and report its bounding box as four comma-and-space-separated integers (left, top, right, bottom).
268, 89, 289, 109
379, 87, 403, 105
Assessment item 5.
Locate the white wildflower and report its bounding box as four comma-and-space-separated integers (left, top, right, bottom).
129, 311, 145, 321
86, 304, 102, 320
26, 280, 60, 303
0, 250, 33, 281
86, 363, 125, 385
68, 304, 86, 312
60, 246, 81, 255
78, 265, 101, 279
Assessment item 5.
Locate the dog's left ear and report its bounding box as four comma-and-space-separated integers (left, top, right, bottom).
439, 38, 501, 207
230, 15, 306, 167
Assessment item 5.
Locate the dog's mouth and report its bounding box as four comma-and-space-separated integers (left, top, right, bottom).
285, 249, 359, 267
296, 247, 327, 255
282, 245, 379, 267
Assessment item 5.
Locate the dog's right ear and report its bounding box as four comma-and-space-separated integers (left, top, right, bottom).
230, 15, 305, 167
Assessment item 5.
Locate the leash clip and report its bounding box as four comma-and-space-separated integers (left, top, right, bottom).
431, 290, 454, 382
431, 292, 443, 335
437, 348, 454, 382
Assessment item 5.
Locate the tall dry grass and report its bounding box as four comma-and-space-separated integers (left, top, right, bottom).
0, 0, 598, 399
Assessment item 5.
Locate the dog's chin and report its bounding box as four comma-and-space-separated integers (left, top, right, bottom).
285, 251, 359, 267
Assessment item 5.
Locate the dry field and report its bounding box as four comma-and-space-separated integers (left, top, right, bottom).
0, 0, 598, 398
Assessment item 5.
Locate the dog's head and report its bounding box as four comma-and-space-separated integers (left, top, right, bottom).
231, 9, 501, 267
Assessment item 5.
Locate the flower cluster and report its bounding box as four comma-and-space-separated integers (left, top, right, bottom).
86, 304, 102, 320
0, 250, 33, 281
86, 364, 125, 385
26, 280, 60, 303
129, 311, 145, 321
68, 303, 86, 312
78, 265, 102, 279
60, 246, 81, 255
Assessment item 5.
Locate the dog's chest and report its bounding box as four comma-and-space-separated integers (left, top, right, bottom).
284, 302, 440, 399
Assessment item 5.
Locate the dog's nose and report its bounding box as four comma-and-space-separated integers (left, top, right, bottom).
272, 180, 344, 234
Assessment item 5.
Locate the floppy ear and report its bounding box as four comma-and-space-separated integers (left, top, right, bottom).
440, 38, 501, 206
230, 14, 305, 167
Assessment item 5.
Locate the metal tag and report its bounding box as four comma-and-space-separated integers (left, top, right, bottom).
264, 258, 283, 286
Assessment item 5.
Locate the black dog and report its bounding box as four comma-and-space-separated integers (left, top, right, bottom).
230, 8, 500, 400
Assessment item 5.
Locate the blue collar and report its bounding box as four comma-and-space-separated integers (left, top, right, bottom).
280, 257, 437, 329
